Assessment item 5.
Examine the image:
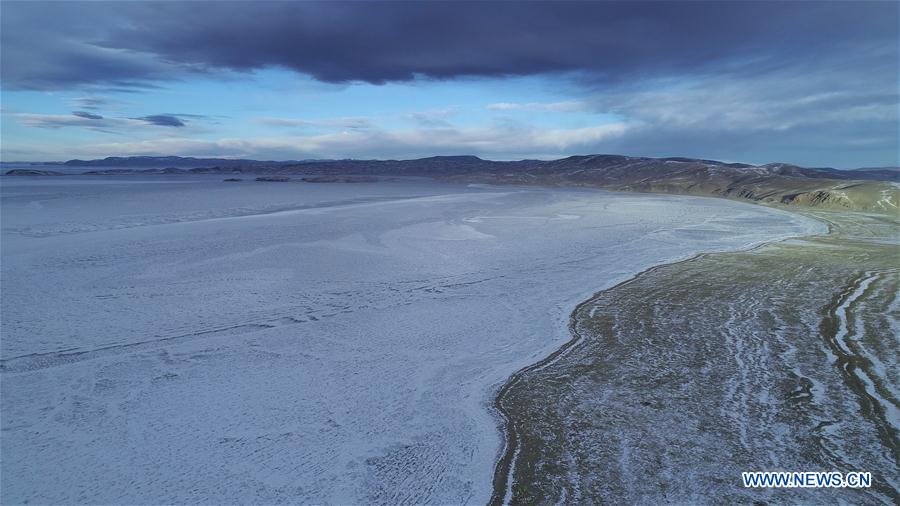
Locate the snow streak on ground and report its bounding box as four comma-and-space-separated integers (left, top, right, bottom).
0, 176, 822, 504
492, 211, 898, 504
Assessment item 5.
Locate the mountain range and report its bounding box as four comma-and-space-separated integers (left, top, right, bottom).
6, 154, 899, 213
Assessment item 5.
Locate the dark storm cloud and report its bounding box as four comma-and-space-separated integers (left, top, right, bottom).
134, 115, 186, 127
72, 111, 104, 120
1, 1, 896, 89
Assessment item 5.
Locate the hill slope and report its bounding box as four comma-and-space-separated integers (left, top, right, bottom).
439, 155, 899, 213
8, 154, 899, 213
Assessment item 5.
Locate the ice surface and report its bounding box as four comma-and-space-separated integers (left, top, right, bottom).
0, 176, 824, 504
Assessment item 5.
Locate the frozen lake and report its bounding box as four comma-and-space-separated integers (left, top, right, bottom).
0, 176, 824, 504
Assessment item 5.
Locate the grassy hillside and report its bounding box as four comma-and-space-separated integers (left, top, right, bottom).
442, 156, 900, 214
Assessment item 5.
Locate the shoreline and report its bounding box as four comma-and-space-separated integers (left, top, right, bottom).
487, 203, 837, 505
487, 203, 898, 503
0, 176, 847, 503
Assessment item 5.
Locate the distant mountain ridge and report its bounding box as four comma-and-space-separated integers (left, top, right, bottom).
62, 156, 307, 168
7, 154, 899, 213
53, 154, 900, 180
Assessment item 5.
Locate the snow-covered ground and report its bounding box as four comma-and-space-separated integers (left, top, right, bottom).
0, 176, 824, 504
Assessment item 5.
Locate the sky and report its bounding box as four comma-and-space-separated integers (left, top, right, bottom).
1, 1, 897, 168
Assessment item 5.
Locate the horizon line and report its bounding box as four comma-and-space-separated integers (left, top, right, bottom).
7, 153, 898, 171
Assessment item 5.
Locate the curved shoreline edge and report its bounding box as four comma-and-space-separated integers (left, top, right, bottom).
486, 206, 831, 506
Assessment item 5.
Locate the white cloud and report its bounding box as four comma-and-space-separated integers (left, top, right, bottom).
7, 65, 894, 167
404, 106, 459, 127
15, 113, 141, 132
486, 101, 587, 112
256, 116, 372, 130
593, 73, 898, 133
17, 120, 633, 160
68, 95, 130, 111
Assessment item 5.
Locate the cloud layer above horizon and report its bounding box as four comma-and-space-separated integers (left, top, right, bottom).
1, 1, 897, 167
